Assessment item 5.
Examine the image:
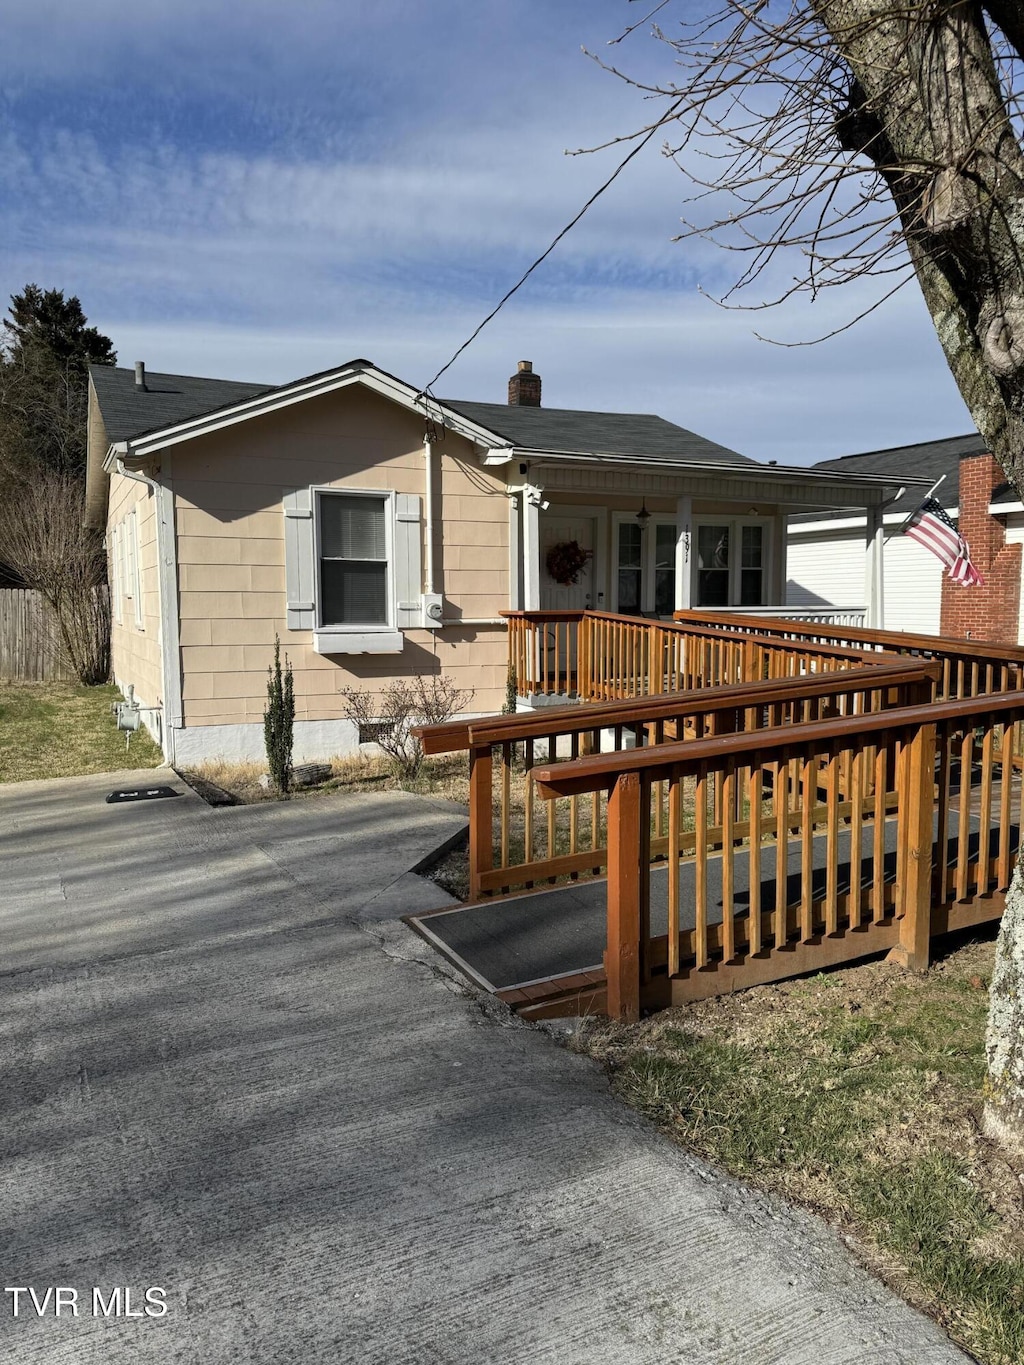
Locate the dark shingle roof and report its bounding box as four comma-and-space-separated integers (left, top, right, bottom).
789, 432, 987, 524
440, 399, 755, 465
90, 364, 275, 444
92, 360, 752, 467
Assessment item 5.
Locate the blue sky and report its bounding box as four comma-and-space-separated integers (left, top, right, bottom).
1, 0, 975, 463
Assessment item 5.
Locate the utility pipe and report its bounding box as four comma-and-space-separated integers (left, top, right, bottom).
424, 437, 436, 595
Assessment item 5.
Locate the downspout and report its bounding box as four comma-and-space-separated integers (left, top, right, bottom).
112, 449, 182, 765
424, 437, 436, 596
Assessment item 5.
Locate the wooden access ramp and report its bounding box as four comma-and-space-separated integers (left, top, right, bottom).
415, 610, 1024, 1020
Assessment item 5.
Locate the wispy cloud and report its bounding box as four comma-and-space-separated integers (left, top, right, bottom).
0, 0, 973, 464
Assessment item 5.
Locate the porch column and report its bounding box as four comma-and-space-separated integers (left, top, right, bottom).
674, 495, 693, 610
865, 502, 885, 629
523, 485, 541, 611
773, 513, 787, 604
508, 492, 523, 610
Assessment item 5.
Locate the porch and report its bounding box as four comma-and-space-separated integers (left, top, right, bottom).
509, 459, 920, 636
413, 609, 1024, 1021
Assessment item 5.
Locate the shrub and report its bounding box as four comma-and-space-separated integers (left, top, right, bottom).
263, 636, 295, 794
502, 662, 518, 715
340, 674, 472, 777
0, 469, 111, 683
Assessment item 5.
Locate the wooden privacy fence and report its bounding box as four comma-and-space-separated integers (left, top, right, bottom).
0, 589, 73, 682
673, 608, 1024, 701
533, 691, 1024, 1020
503, 609, 890, 702
418, 658, 939, 900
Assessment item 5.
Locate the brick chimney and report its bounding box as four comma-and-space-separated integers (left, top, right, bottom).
508, 360, 541, 407
940, 452, 1021, 642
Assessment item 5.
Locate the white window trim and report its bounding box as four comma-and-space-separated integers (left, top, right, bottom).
610, 512, 681, 616
121, 517, 132, 611
312, 486, 402, 654
110, 524, 123, 625
131, 510, 144, 629
692, 516, 773, 608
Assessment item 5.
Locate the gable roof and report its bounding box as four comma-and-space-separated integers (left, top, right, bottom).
789, 432, 988, 525
90, 364, 274, 445
88, 358, 930, 520
439, 399, 754, 465
92, 360, 755, 468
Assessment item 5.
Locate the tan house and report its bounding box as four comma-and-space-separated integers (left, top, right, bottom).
85, 357, 914, 765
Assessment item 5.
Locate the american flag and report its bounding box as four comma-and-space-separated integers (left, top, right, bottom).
904, 497, 984, 586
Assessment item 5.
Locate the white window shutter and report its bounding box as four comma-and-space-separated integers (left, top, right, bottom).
394, 494, 423, 629
283, 489, 315, 630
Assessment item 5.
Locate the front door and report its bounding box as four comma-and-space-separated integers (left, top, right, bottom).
540, 515, 596, 611
538, 515, 596, 690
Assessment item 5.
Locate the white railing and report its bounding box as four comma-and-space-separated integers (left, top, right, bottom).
713, 605, 868, 628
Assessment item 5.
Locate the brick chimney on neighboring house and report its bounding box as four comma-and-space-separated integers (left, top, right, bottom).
508, 360, 541, 406
940, 452, 1021, 642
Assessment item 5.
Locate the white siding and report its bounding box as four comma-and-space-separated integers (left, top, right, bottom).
787, 525, 942, 634
1004, 512, 1024, 643
786, 533, 862, 612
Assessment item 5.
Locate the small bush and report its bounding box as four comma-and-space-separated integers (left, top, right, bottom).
263, 636, 295, 793
340, 674, 471, 777
502, 662, 518, 715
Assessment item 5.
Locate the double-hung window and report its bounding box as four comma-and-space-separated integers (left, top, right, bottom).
318, 492, 391, 628
285, 486, 420, 653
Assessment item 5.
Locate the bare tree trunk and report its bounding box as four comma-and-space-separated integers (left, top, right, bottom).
984, 866, 1024, 1153
814, 0, 1024, 1157
609, 0, 1024, 1151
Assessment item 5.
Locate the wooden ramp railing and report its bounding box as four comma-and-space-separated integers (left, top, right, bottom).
673, 608, 1024, 700
503, 609, 891, 702
532, 692, 1024, 1020
419, 659, 939, 900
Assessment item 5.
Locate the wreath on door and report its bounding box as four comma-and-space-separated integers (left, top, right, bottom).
546, 539, 592, 587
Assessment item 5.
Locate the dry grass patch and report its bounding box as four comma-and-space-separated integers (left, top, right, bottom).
572, 937, 1024, 1364
180, 752, 472, 807
0, 680, 162, 782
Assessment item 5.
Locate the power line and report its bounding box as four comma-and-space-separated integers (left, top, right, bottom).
418, 101, 682, 402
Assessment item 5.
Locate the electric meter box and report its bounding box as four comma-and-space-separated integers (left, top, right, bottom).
422, 593, 444, 629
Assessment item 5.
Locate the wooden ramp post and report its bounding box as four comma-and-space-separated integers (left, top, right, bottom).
888, 720, 937, 972
606, 771, 647, 1022
468, 744, 493, 901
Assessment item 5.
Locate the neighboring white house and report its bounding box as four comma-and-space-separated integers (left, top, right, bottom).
786, 434, 1024, 643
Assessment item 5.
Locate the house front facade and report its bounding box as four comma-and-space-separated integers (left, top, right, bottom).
86, 358, 912, 765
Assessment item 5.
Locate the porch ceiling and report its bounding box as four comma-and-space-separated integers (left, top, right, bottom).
523, 453, 934, 512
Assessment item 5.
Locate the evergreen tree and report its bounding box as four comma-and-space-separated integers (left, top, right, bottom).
0, 284, 116, 488
2, 285, 116, 372
264, 638, 295, 795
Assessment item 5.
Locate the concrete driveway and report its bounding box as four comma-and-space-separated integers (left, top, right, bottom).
0, 769, 967, 1363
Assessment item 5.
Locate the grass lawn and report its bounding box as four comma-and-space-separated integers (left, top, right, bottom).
573, 938, 1024, 1365
0, 680, 163, 783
